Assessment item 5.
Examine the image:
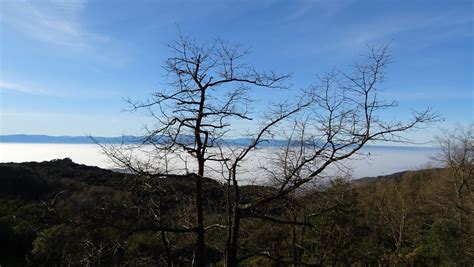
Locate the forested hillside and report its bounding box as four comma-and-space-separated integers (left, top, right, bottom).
1, 158, 472, 266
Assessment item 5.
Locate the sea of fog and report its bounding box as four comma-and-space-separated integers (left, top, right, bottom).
0, 143, 441, 181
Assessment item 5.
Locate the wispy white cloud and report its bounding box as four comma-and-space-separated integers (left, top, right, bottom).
0, 79, 130, 99
285, 0, 353, 22
0, 81, 47, 95
0, 0, 107, 50
322, 10, 473, 52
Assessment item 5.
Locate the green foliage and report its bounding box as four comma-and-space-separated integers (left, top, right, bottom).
124, 232, 164, 265
419, 219, 459, 265
0, 200, 47, 266
1, 159, 472, 265
31, 224, 80, 264
240, 255, 273, 266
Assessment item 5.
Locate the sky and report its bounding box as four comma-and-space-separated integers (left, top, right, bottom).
0, 0, 472, 144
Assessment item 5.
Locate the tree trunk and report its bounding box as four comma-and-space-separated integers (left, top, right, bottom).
226, 167, 241, 267
161, 231, 173, 267
226, 208, 241, 267
195, 165, 207, 266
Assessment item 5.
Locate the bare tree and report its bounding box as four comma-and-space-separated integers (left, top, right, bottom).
99, 36, 437, 266
217, 45, 437, 265
100, 34, 294, 266
434, 125, 473, 227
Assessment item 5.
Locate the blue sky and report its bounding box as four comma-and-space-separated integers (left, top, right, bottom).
0, 0, 472, 144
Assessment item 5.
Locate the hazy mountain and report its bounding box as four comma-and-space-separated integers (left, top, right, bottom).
0, 134, 438, 150
0, 134, 140, 144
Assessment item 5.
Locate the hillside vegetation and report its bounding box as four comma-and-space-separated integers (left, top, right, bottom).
1, 158, 472, 266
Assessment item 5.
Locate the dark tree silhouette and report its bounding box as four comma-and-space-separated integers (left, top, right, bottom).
217, 44, 438, 265
98, 36, 438, 266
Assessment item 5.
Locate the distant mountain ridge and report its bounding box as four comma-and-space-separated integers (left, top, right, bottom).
0, 134, 140, 144
0, 134, 439, 150
0, 134, 287, 146
0, 134, 270, 145
350, 167, 445, 187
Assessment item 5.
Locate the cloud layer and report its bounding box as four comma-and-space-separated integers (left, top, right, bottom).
1, 0, 107, 50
